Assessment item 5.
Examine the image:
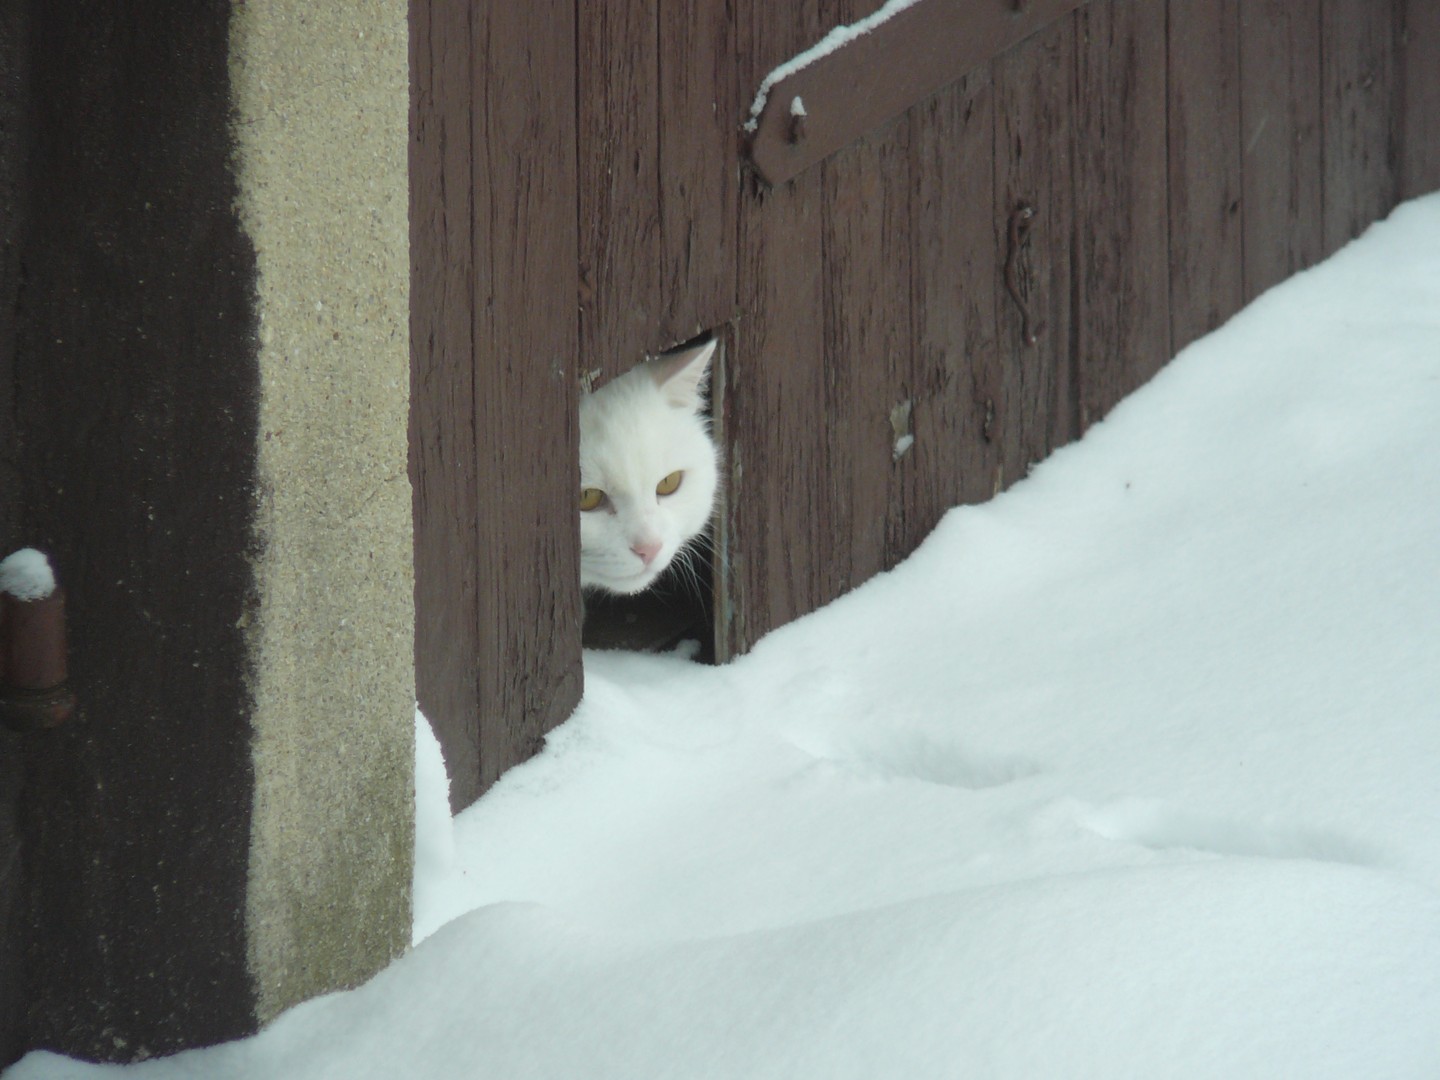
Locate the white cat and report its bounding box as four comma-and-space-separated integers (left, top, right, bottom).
579, 339, 719, 595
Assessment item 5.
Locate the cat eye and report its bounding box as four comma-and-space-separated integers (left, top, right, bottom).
580, 487, 606, 512
655, 470, 683, 497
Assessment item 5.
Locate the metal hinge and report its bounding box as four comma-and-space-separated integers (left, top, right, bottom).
1, 549, 76, 733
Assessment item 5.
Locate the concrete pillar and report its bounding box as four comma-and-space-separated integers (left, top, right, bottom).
230, 0, 415, 1028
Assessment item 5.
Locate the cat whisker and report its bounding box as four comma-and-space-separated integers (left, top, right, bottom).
663, 544, 705, 604
692, 529, 733, 587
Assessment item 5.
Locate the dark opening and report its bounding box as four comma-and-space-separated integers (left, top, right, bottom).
581, 332, 721, 664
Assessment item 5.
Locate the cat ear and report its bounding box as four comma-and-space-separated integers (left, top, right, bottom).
651, 338, 716, 411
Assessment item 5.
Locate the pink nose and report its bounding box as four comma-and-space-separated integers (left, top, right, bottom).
631, 539, 663, 567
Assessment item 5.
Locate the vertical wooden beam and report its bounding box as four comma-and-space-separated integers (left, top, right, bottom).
1072, 0, 1171, 429
470, 1, 583, 797
906, 70, 1001, 550
657, 0, 739, 347
821, 116, 911, 585
579, 0, 661, 379
1400, 0, 1440, 199
721, 0, 826, 659
1168, 0, 1244, 352
832, 0, 904, 580
720, 171, 828, 660
822, 0, 902, 585
992, 16, 1078, 481
410, 0, 483, 804
1238, 0, 1323, 300
1320, 0, 1401, 254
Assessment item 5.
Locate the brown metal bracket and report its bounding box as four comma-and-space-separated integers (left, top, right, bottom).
1004, 201, 1044, 347
1, 588, 76, 733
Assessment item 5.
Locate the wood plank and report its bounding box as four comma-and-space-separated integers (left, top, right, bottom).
579, 0, 661, 380
992, 16, 1078, 480
719, 0, 827, 659
470, 0, 583, 797
828, 0, 916, 574
905, 69, 1002, 550
410, 0, 483, 805
721, 179, 829, 659
1400, 0, 1440, 198
748, 0, 1089, 186
657, 0, 740, 348
1168, 0, 1245, 352
1321, 0, 1400, 254
1072, 0, 1171, 429
821, 116, 911, 586
1238, 0, 1324, 300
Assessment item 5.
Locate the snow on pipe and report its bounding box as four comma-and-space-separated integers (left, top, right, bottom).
0, 548, 76, 732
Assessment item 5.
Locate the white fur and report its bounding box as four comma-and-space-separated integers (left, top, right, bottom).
579, 341, 719, 595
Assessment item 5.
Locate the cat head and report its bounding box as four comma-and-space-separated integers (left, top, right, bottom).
579, 339, 719, 595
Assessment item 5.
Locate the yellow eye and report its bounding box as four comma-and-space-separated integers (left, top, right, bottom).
656, 470, 683, 497
580, 488, 605, 512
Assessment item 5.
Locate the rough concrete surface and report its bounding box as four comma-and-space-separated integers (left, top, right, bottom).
229, 0, 414, 1023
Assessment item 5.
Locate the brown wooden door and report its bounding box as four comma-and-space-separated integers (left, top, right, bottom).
411, 0, 1435, 813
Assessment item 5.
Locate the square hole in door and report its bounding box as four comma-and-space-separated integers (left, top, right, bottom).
580, 331, 723, 663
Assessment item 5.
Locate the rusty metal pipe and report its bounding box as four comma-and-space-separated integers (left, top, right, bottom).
1, 586, 76, 732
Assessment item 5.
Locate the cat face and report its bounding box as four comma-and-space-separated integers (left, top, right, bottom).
579, 341, 719, 595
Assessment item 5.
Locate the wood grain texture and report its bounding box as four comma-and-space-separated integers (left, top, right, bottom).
1072, 0, 1171, 430
720, 0, 828, 658
1238, 0, 1323, 300
748, 0, 1089, 185
1168, 0, 1245, 352
657, 0, 740, 348
723, 179, 829, 659
1400, 0, 1440, 198
410, 0, 482, 804
471, 1, 584, 795
906, 70, 1002, 548
410, 0, 1433, 789
579, 0, 661, 380
822, 117, 911, 583
1321, 0, 1400, 254
992, 17, 1078, 480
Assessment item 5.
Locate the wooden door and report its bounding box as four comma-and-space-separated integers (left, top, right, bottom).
411, 0, 1436, 812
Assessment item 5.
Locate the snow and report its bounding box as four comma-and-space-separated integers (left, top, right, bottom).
745, 0, 924, 131
0, 548, 56, 601
9, 193, 1440, 1077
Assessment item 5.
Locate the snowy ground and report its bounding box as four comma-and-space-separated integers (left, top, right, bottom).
11, 194, 1440, 1078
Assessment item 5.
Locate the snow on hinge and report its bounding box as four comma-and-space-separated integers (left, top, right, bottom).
746, 0, 1087, 187
0, 548, 57, 602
